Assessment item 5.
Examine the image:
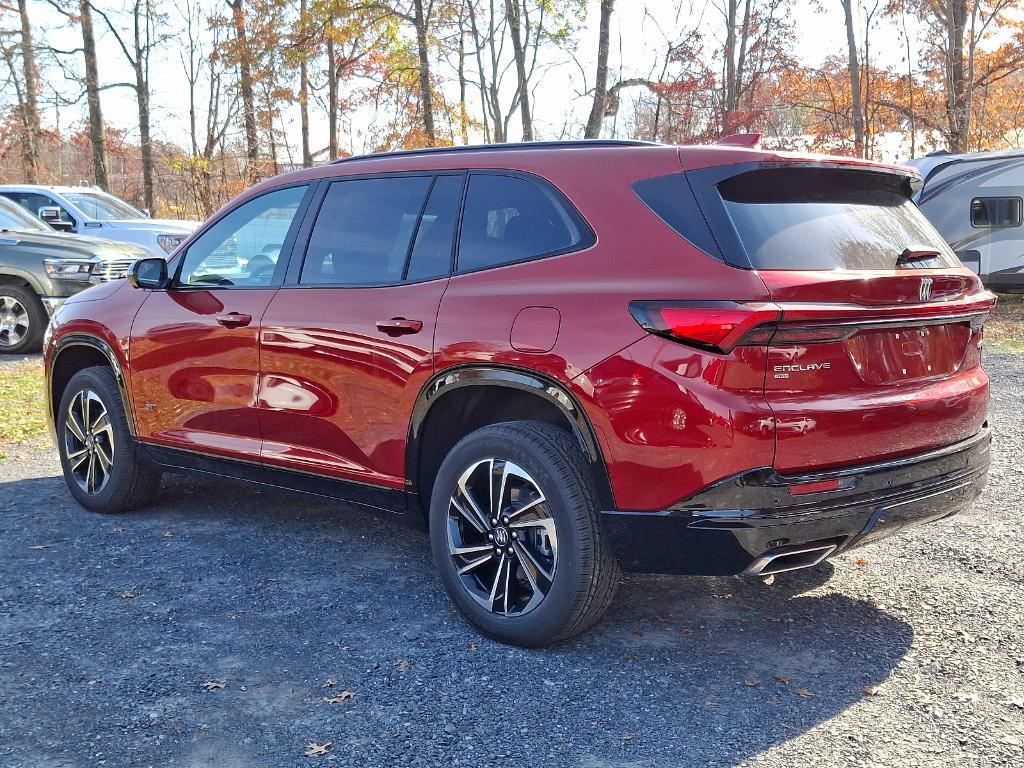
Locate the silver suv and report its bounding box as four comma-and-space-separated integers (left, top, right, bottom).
0, 185, 197, 258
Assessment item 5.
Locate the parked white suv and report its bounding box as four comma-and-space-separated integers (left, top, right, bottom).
0, 185, 198, 258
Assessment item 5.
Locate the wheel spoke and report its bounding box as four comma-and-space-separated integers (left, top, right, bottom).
85, 453, 97, 493
67, 447, 89, 471
65, 410, 86, 443
512, 539, 554, 587
509, 515, 557, 546
91, 411, 111, 436
452, 543, 493, 557
506, 495, 545, 521
455, 474, 490, 531
95, 443, 113, 473
488, 554, 508, 613
450, 496, 486, 534
457, 552, 494, 575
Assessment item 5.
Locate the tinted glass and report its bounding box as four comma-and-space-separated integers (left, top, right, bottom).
718, 168, 960, 270
177, 185, 307, 287
971, 197, 1022, 228
64, 191, 144, 220
0, 196, 50, 231
458, 174, 581, 272
1, 192, 74, 226
301, 176, 433, 285
405, 175, 463, 281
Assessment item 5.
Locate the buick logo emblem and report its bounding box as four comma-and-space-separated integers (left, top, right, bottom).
493, 527, 510, 547
919, 277, 934, 302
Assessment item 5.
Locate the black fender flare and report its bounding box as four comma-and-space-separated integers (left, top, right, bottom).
47, 333, 136, 440
405, 364, 609, 500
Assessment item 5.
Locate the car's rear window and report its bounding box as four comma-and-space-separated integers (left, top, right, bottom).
717, 168, 960, 270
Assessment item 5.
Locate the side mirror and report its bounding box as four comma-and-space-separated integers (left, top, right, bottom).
39, 206, 74, 231
127, 257, 168, 289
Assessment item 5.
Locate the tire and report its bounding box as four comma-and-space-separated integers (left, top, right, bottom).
0, 284, 46, 354
56, 366, 162, 514
429, 421, 620, 647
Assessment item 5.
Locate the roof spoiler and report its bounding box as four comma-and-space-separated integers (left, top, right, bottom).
717, 133, 761, 149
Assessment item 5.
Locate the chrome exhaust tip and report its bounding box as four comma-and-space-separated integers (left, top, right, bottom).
742, 543, 838, 577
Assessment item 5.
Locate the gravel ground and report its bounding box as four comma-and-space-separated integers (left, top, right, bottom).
1, 350, 1022, 768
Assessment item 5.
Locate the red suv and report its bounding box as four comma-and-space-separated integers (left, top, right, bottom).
44, 140, 995, 646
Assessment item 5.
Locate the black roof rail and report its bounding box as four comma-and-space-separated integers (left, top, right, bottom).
331, 139, 662, 164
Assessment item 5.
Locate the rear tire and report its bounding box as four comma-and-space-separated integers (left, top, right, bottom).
56, 366, 162, 513
0, 284, 45, 354
429, 421, 620, 647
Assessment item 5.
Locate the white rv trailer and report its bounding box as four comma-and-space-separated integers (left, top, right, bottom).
906, 150, 1024, 293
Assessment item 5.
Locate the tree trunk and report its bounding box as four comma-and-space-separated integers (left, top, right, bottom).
457, 21, 469, 144
839, 0, 865, 157
299, 0, 312, 166
945, 1, 969, 152
412, 0, 436, 145
584, 0, 614, 139
17, 0, 41, 182
229, 0, 260, 181
505, 0, 533, 141
327, 32, 338, 159
79, 0, 109, 188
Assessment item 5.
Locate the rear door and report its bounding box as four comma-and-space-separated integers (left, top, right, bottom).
691, 163, 994, 473
257, 172, 464, 491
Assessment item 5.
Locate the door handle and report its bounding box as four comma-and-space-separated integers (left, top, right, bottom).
216, 312, 252, 328
376, 317, 423, 336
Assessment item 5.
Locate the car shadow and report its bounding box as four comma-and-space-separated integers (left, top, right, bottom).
1, 470, 912, 767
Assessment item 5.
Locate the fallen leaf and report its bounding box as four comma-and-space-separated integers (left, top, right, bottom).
864, 685, 884, 697
620, 735, 633, 743
162, 530, 174, 537
323, 691, 355, 704
395, 659, 412, 671
201, 680, 227, 691
680, 628, 695, 637
119, 591, 139, 600
631, 629, 644, 637
468, 643, 478, 652
856, 557, 869, 567
322, 678, 337, 689
796, 688, 815, 698
742, 679, 763, 687
774, 675, 791, 684
304, 741, 333, 757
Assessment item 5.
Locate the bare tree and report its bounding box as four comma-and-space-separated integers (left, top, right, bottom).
16, 0, 42, 182
92, 0, 167, 212
584, 0, 614, 139
504, 0, 532, 140
227, 0, 260, 181
838, 0, 865, 156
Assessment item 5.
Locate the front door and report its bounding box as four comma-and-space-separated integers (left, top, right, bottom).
258, 173, 464, 492
129, 184, 311, 458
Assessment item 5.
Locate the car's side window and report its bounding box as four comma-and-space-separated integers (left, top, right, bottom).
175, 185, 308, 288
971, 197, 1022, 228
300, 176, 434, 286
457, 174, 586, 273
404, 175, 464, 282
1, 192, 75, 227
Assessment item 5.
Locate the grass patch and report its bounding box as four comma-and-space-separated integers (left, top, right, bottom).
0, 358, 48, 452
987, 293, 1024, 353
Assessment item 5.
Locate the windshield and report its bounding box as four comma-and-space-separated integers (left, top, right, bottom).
718, 168, 960, 270
64, 191, 145, 220
0, 196, 51, 232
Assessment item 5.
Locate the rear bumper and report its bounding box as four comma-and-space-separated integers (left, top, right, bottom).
602, 427, 991, 576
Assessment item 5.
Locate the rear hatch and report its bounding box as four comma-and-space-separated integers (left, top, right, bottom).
689, 162, 994, 473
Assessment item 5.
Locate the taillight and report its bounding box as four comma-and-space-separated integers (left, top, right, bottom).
629, 301, 781, 353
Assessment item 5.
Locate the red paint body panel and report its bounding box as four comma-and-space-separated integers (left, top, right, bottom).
257, 280, 447, 488
573, 335, 776, 511
128, 289, 276, 457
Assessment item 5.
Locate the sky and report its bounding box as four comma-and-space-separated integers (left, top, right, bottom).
25, 0, 920, 159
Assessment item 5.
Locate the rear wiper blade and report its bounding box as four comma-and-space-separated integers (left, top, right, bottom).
897, 248, 941, 265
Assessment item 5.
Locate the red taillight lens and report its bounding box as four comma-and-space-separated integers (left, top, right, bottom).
629, 301, 781, 353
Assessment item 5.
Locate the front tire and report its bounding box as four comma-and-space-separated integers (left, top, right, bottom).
0, 284, 45, 354
56, 366, 162, 513
429, 421, 620, 647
